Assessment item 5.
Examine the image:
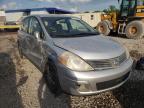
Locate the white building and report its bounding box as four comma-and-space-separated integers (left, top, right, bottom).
5, 9, 30, 24
6, 12, 25, 23
0, 10, 6, 25
66, 12, 102, 28
30, 9, 49, 15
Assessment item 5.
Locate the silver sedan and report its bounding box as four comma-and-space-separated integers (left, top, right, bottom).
17, 15, 133, 95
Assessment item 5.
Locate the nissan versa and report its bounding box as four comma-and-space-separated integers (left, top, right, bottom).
17, 15, 133, 95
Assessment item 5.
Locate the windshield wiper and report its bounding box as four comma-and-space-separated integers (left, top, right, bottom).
71, 32, 99, 36
51, 32, 99, 38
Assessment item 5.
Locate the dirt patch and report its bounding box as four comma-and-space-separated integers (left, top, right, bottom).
129, 50, 143, 60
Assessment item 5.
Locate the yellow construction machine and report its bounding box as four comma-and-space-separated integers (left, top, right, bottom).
97, 0, 144, 39
0, 10, 20, 31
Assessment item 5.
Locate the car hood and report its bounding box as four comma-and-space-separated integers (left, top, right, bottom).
53, 35, 125, 60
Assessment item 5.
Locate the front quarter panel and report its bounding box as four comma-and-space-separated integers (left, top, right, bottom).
40, 40, 59, 72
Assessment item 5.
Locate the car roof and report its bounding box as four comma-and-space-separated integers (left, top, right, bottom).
29, 14, 74, 18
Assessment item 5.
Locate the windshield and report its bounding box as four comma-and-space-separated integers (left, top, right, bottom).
42, 17, 99, 38
120, 0, 136, 17
137, 0, 144, 5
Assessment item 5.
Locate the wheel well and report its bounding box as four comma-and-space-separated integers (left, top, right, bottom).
127, 17, 144, 22
126, 20, 144, 27
44, 57, 56, 73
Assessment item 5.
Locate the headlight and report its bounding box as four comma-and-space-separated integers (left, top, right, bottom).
58, 52, 94, 71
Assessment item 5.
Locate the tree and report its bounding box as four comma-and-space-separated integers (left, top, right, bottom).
109, 5, 117, 12
103, 9, 108, 13
84, 11, 90, 13
103, 5, 119, 13
0, 9, 4, 11
93, 10, 102, 13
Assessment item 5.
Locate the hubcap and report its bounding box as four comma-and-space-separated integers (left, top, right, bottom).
99, 25, 105, 33
129, 26, 137, 35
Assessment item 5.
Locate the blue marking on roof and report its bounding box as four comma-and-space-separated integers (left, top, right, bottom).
5, 8, 75, 14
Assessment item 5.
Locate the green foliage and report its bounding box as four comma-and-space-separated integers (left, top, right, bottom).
93, 10, 102, 13
0, 9, 4, 11
103, 5, 119, 13
84, 11, 90, 13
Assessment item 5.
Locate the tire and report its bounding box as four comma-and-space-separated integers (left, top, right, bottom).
97, 21, 111, 36
44, 62, 62, 96
125, 21, 144, 39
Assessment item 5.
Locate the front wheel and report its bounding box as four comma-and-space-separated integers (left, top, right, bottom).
125, 21, 144, 39
97, 21, 111, 36
44, 62, 62, 96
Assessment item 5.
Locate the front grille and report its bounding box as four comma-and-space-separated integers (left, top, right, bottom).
87, 52, 127, 70
87, 60, 113, 69
96, 72, 130, 90
119, 52, 127, 64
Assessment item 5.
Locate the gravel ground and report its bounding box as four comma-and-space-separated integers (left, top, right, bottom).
0, 33, 144, 108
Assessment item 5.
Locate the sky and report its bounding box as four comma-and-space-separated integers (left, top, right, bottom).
0, 0, 119, 12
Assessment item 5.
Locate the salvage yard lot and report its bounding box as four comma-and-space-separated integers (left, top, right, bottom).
0, 32, 144, 108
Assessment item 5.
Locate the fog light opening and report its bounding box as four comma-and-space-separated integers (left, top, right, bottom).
76, 83, 90, 92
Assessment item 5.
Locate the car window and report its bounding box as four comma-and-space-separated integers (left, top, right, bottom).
56, 19, 68, 31
29, 17, 42, 35
69, 19, 90, 32
42, 17, 99, 38
29, 17, 43, 36
21, 18, 30, 33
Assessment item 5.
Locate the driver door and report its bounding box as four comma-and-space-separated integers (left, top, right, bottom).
27, 17, 44, 68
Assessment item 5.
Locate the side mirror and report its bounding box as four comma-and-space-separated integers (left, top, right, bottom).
34, 31, 41, 41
